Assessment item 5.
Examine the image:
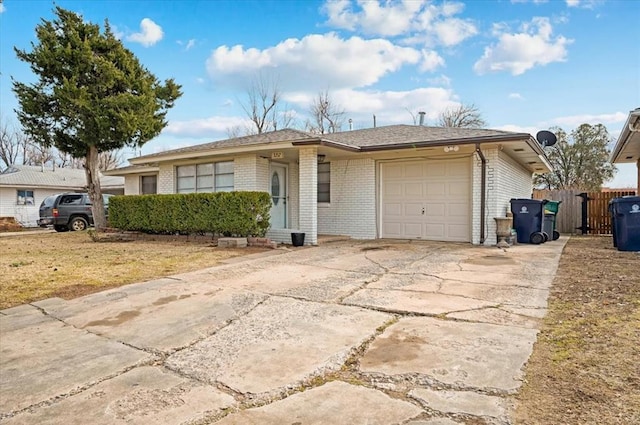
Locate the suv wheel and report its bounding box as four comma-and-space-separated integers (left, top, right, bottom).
69, 217, 89, 231
54, 225, 69, 232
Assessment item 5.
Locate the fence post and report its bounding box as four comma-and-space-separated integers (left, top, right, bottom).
576, 192, 591, 234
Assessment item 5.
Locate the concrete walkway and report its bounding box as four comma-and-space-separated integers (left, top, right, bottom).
0, 238, 568, 424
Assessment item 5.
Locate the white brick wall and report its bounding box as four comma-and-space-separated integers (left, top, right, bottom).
288, 162, 299, 230
298, 147, 318, 245
317, 158, 377, 239
234, 155, 257, 191
158, 163, 174, 194
472, 149, 533, 245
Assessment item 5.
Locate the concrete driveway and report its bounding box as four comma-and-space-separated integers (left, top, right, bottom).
0, 238, 567, 424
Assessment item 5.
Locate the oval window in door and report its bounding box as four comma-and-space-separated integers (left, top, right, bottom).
271, 172, 280, 205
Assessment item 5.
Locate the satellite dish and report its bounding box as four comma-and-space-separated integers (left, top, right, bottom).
536, 130, 557, 148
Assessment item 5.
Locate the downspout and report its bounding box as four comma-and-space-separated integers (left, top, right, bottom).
475, 144, 486, 245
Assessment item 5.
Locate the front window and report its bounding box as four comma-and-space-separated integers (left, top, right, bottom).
317, 162, 330, 203
141, 175, 157, 194
176, 162, 234, 193
17, 190, 35, 205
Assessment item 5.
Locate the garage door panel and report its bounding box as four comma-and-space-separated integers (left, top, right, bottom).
449, 181, 470, 197
403, 223, 423, 238
425, 203, 445, 218
381, 159, 470, 242
426, 182, 446, 196
447, 161, 469, 176
384, 203, 402, 216
382, 222, 402, 237
425, 223, 445, 239
404, 163, 424, 178
425, 163, 446, 177
405, 203, 423, 217
384, 182, 403, 197
404, 182, 423, 196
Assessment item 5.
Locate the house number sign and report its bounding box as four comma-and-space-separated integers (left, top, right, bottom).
271, 152, 284, 159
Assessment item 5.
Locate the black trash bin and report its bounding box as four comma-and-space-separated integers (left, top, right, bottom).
609, 196, 640, 252
291, 232, 305, 247
543, 213, 556, 241
510, 198, 547, 244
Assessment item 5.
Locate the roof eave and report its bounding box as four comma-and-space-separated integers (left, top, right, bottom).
610, 109, 640, 162
357, 133, 533, 152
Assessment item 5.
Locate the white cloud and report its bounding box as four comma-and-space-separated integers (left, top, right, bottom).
177, 39, 197, 51
565, 0, 602, 9
427, 74, 452, 87
508, 92, 524, 100
547, 112, 628, 128
0, 3, 5, 13
127, 18, 163, 47
510, 0, 549, 4
473, 17, 572, 75
493, 124, 539, 135
206, 33, 423, 90
420, 50, 445, 72
284, 86, 460, 127
322, 0, 477, 47
163, 116, 248, 138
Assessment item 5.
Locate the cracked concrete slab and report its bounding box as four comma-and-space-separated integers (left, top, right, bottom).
367, 273, 442, 292
0, 306, 151, 415
343, 288, 496, 315
34, 288, 266, 352
3, 366, 234, 425
213, 381, 422, 424
166, 297, 392, 395
408, 420, 463, 425
439, 281, 550, 309
360, 316, 538, 393
446, 307, 541, 328
410, 388, 512, 420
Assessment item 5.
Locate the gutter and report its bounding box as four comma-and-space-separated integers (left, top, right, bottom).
358, 133, 532, 152
291, 138, 361, 152
610, 109, 640, 162
476, 143, 487, 245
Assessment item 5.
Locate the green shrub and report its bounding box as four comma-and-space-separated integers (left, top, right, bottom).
108, 192, 271, 237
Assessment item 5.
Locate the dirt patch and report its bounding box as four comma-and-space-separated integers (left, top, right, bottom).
0, 232, 269, 309
515, 236, 640, 424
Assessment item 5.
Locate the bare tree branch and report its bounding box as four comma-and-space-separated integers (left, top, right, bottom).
306, 90, 345, 134
437, 103, 487, 128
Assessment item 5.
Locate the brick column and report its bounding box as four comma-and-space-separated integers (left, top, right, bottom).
298, 147, 318, 245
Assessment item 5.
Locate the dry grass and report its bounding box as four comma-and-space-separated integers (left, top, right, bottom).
0, 231, 268, 309
515, 236, 640, 424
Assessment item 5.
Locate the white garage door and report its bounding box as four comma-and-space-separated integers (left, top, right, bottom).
381, 159, 471, 242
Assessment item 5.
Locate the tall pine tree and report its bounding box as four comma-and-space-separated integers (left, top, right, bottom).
13, 7, 181, 229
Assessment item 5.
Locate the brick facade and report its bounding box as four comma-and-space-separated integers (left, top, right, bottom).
317, 158, 377, 239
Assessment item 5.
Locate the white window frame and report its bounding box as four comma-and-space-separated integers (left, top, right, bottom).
317, 162, 330, 203
176, 161, 234, 194
17, 189, 35, 205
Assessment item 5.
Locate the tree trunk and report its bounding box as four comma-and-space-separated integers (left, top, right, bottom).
85, 145, 107, 230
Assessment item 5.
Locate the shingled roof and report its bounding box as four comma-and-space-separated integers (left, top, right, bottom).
131, 124, 534, 163
0, 165, 124, 189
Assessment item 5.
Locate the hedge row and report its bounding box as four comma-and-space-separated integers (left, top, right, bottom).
108, 192, 271, 237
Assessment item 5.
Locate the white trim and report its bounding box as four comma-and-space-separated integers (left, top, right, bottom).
269, 162, 289, 229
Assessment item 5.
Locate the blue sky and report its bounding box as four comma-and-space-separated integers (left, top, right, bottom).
1, 0, 638, 187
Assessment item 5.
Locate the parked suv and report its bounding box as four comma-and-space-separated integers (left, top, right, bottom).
38, 193, 113, 232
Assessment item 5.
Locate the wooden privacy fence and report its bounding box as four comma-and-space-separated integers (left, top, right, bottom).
533, 189, 637, 235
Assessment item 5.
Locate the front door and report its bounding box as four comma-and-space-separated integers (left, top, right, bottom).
270, 163, 287, 228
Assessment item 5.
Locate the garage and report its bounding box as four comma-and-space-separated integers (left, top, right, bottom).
380, 159, 471, 242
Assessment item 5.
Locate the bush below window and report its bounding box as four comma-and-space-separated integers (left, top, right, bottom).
108, 192, 271, 237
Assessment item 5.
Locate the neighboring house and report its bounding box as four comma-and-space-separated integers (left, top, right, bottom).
0, 165, 124, 227
610, 108, 640, 194
105, 125, 552, 245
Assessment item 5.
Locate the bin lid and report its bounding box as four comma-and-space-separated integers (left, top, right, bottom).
610, 196, 640, 205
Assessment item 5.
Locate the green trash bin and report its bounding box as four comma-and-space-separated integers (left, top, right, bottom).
544, 200, 562, 240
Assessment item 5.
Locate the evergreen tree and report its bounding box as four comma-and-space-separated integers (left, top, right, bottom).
13, 7, 181, 228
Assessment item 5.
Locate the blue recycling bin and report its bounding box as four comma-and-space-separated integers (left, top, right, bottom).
610, 196, 640, 252
510, 198, 548, 244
